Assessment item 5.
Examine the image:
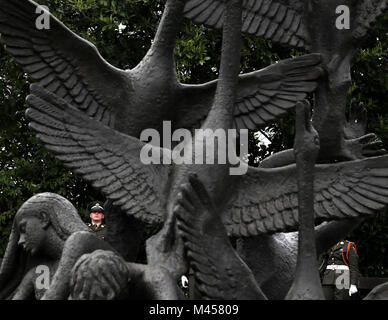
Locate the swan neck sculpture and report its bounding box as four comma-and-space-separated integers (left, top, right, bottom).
286, 101, 325, 300
167, 0, 244, 210
135, 0, 184, 73
203, 0, 242, 131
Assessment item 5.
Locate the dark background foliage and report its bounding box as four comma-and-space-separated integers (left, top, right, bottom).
0, 0, 387, 276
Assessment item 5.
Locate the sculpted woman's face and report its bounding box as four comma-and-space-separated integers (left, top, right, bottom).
17, 214, 47, 256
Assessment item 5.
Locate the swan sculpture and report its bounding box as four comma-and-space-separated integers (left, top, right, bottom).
173, 101, 377, 300
0, 0, 323, 137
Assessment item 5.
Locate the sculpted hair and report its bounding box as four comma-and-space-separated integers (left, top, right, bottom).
70, 250, 130, 300
15, 192, 90, 240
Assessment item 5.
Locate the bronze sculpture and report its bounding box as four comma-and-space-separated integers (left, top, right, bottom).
0, 193, 184, 300
69, 249, 186, 300
25, 2, 388, 301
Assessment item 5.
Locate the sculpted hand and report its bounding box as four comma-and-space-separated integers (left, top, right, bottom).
343, 99, 386, 159
344, 98, 367, 139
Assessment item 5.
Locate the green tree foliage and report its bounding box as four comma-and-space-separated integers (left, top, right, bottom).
346, 14, 388, 278
0, 1, 387, 276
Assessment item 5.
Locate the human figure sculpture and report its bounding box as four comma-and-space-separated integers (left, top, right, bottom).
69, 249, 185, 300
69, 250, 131, 300
41, 198, 185, 300
0, 193, 185, 300
0, 193, 92, 299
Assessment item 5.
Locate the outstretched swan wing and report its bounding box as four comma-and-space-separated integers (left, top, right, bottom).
177, 53, 322, 131
175, 175, 266, 299
183, 0, 309, 49
223, 156, 388, 237
26, 84, 170, 224
0, 0, 130, 126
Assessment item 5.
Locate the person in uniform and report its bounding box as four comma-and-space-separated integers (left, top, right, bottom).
320, 240, 360, 300
87, 203, 107, 240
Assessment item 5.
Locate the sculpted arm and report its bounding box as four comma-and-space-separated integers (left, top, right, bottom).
42, 231, 114, 300
12, 268, 35, 300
